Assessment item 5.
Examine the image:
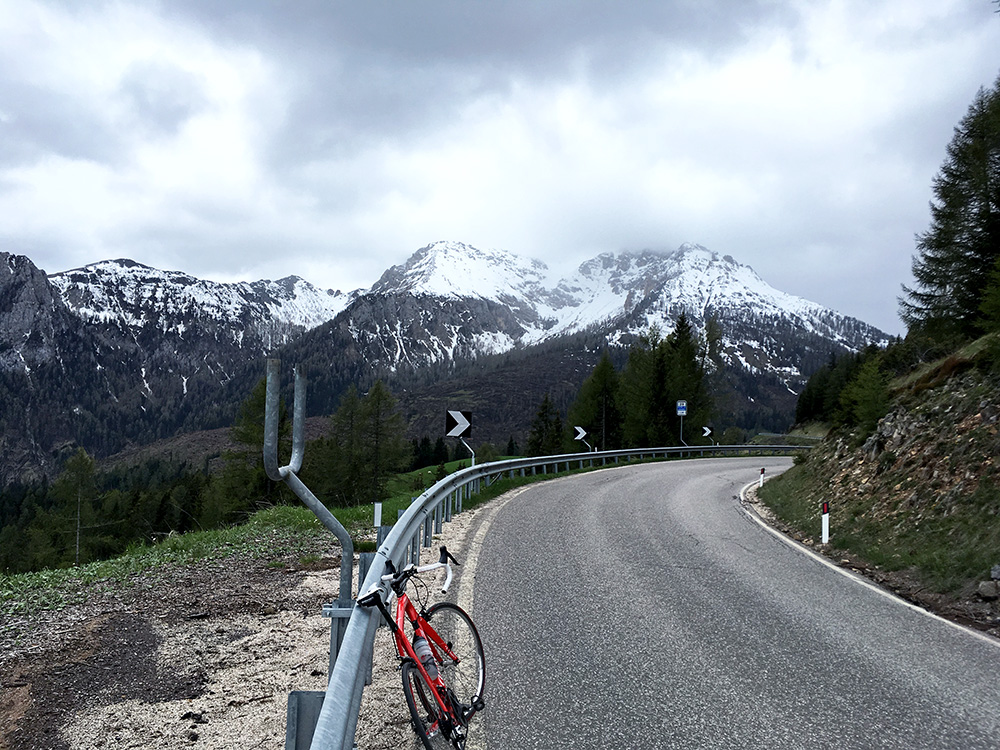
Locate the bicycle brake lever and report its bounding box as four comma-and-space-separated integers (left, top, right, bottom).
439, 545, 460, 566
357, 582, 385, 607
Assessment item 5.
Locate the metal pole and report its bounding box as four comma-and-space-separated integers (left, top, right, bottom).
264, 359, 355, 666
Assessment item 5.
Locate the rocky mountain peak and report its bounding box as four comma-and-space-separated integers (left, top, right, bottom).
0, 241, 892, 485
370, 240, 551, 302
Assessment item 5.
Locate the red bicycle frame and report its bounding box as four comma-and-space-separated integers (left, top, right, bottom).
392, 588, 462, 718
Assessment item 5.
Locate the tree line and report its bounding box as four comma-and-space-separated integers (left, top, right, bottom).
0, 378, 470, 574
524, 313, 715, 455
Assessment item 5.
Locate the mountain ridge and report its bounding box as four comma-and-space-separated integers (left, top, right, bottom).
0, 241, 889, 484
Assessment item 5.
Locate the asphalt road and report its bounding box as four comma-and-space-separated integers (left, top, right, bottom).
468, 457, 1000, 749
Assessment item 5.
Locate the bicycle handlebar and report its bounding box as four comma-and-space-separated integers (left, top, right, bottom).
358, 545, 460, 606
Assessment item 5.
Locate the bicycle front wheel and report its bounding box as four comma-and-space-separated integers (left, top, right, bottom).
425, 602, 485, 714
402, 660, 452, 749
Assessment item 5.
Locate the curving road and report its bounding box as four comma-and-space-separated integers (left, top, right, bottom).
467, 457, 1000, 749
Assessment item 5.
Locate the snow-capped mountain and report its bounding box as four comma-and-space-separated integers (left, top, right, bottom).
50, 259, 354, 352
0, 240, 888, 483
353, 240, 886, 382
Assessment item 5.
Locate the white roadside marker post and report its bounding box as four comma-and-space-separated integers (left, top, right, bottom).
759, 467, 766, 488
821, 501, 830, 545
374, 501, 382, 529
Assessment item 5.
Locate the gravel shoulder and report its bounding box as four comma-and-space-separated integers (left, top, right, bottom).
0, 495, 501, 750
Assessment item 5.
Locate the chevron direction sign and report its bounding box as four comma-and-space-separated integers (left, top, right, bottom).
446, 410, 472, 438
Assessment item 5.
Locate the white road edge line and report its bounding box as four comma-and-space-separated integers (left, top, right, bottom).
458, 486, 534, 750
740, 480, 1000, 650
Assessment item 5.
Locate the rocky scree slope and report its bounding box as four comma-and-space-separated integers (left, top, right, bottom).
765, 355, 1000, 635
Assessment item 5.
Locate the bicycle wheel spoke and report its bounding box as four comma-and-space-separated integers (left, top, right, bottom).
425, 603, 485, 714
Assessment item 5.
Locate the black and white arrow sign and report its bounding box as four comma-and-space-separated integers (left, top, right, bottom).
574, 426, 587, 441
445, 410, 472, 438
703, 426, 713, 438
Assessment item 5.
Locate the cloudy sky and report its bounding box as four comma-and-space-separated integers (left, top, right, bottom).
2, 1, 999, 335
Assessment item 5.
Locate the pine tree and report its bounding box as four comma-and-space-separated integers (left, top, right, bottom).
504, 436, 520, 456
619, 316, 713, 447
568, 351, 622, 451
202, 378, 288, 526
665, 313, 713, 444
30, 448, 98, 567
308, 381, 409, 506
980, 256, 1000, 332
619, 328, 660, 447
526, 394, 564, 456
900, 74, 1000, 339
838, 357, 890, 435
361, 381, 410, 504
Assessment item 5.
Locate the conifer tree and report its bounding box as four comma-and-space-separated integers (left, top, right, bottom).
619, 316, 713, 446
202, 378, 287, 526
309, 381, 409, 506
900, 75, 1000, 339
666, 313, 713, 444
838, 357, 890, 435
619, 328, 660, 447
568, 351, 622, 451
980, 256, 1000, 332
361, 381, 410, 504
527, 394, 564, 456
28, 448, 98, 567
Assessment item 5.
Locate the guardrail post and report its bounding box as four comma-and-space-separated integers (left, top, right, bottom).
423, 514, 433, 548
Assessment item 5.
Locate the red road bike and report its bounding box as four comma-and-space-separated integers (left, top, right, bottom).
358, 546, 486, 749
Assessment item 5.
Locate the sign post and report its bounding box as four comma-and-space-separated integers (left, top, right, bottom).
821, 501, 830, 544
446, 410, 475, 466
676, 400, 687, 446
574, 426, 593, 452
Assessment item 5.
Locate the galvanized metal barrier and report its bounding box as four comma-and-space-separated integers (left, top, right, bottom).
263, 360, 809, 750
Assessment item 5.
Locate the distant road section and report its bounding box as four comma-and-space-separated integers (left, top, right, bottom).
471, 457, 1000, 750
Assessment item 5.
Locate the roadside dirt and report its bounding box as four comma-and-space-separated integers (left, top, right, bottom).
1, 551, 340, 749
0, 497, 493, 750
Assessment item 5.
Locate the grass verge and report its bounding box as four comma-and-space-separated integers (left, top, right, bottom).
758, 460, 1000, 594
2, 451, 764, 622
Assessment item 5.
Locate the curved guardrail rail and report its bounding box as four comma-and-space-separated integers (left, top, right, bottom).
263, 359, 809, 750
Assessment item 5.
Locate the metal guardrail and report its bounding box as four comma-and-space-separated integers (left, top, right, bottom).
263, 360, 809, 750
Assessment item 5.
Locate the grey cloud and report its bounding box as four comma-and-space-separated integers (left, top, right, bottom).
118, 60, 209, 138
166, 0, 793, 167
0, 81, 120, 167
168, 1, 787, 69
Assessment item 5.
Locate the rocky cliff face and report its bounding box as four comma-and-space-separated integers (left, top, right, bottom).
834, 370, 1000, 527
0, 254, 125, 479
